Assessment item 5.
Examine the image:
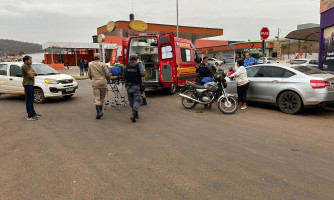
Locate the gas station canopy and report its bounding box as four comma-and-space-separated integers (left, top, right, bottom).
285, 27, 320, 42
42, 42, 118, 51
97, 21, 224, 44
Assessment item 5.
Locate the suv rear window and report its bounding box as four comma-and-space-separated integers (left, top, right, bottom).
293, 65, 327, 75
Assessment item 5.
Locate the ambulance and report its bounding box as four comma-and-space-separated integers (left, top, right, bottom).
123, 33, 198, 94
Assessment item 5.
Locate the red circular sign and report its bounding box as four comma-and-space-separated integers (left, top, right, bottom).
260, 27, 270, 40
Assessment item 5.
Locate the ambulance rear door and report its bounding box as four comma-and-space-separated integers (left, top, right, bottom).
158, 33, 177, 85
122, 38, 129, 65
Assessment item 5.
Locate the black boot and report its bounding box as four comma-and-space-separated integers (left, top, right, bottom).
96, 106, 102, 119
135, 111, 139, 119
99, 106, 103, 117
141, 98, 147, 105
130, 110, 137, 123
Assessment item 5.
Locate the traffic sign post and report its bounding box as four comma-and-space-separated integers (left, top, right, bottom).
260, 27, 270, 56
262, 40, 265, 57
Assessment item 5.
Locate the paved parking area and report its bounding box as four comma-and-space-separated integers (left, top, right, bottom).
0, 80, 334, 200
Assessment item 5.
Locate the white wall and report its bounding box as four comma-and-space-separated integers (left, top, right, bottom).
23, 53, 44, 63
280, 53, 319, 61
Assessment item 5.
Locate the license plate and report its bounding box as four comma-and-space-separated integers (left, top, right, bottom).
66, 87, 74, 92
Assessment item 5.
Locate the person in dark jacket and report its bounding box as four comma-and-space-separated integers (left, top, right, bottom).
84, 60, 89, 76
78, 60, 84, 76
195, 57, 213, 84
123, 54, 146, 123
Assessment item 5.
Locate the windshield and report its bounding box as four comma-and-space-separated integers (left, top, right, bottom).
31, 64, 60, 75
290, 60, 307, 64
293, 65, 327, 75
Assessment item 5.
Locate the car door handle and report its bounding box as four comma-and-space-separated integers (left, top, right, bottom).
272, 80, 279, 83
9, 78, 13, 80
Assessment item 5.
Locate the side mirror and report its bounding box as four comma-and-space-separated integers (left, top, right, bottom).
16, 73, 22, 77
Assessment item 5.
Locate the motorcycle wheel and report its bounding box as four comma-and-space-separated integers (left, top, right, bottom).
181, 90, 197, 109
217, 96, 238, 114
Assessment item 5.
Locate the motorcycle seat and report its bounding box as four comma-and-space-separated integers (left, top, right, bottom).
187, 81, 205, 89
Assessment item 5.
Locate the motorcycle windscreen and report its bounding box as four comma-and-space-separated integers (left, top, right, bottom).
159, 33, 176, 83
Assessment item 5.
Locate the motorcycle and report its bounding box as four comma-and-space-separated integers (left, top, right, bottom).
179, 73, 238, 114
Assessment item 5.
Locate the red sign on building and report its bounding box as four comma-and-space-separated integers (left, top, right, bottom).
260, 27, 270, 40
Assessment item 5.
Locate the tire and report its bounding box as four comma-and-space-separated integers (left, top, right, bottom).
168, 83, 177, 95
215, 62, 219, 66
63, 94, 73, 99
181, 90, 197, 109
34, 88, 45, 103
278, 91, 302, 114
217, 96, 238, 114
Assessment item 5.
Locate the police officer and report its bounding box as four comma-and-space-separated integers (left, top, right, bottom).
88, 53, 111, 119
124, 54, 146, 123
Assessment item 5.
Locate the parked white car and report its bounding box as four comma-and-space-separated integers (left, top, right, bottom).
258, 57, 279, 64
290, 59, 318, 68
0, 62, 78, 103
208, 58, 225, 66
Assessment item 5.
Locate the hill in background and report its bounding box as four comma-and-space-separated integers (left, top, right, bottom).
0, 39, 42, 56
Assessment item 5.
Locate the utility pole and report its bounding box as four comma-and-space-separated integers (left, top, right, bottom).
277, 28, 280, 41
176, 0, 179, 38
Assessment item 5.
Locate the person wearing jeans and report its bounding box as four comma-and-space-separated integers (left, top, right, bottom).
228, 59, 250, 110
24, 85, 38, 118
21, 55, 42, 121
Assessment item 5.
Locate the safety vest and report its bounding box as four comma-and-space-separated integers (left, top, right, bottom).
125, 63, 141, 85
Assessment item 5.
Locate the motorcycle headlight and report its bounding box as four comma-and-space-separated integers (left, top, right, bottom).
44, 78, 59, 84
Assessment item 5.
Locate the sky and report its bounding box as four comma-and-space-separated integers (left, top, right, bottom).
0, 0, 321, 44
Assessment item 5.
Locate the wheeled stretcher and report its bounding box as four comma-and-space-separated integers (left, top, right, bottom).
104, 76, 127, 110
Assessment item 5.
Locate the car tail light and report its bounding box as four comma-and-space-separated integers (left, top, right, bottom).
310, 80, 330, 89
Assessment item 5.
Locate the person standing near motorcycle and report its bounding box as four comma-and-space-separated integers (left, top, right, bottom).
88, 53, 111, 119
124, 54, 146, 123
196, 57, 213, 84
228, 59, 249, 110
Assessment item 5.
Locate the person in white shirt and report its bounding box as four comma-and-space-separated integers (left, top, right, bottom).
228, 59, 250, 110
234, 53, 240, 71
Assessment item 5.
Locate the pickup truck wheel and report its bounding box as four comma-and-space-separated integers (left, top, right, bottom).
168, 84, 177, 95
34, 88, 45, 103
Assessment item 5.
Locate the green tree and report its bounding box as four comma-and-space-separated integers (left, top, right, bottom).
303, 42, 313, 58
19, 51, 24, 56
281, 44, 288, 54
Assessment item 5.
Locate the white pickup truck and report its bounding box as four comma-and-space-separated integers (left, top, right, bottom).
0, 62, 78, 103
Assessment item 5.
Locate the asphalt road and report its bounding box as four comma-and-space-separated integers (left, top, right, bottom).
1, 80, 334, 200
